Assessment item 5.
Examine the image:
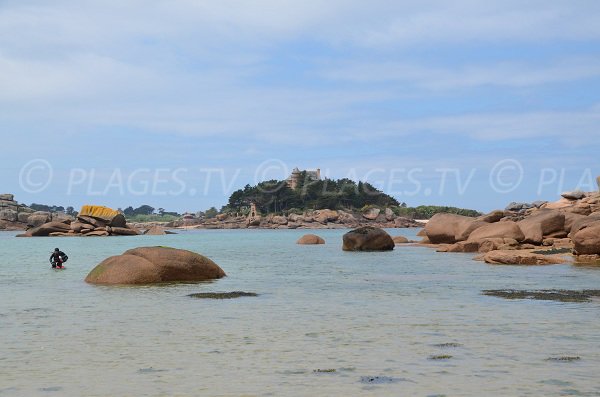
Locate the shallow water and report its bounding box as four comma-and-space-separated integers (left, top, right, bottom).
1, 229, 600, 396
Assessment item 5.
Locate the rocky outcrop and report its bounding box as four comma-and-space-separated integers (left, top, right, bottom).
405, 187, 600, 265
271, 215, 288, 225
0, 194, 36, 230
79, 205, 126, 227
314, 209, 339, 224
467, 221, 525, 242
424, 213, 485, 244
178, 208, 420, 230
29, 221, 71, 236
362, 208, 380, 220
17, 204, 140, 237
27, 212, 52, 228
342, 227, 394, 251
572, 221, 600, 255
517, 210, 565, 245
297, 234, 325, 244
483, 250, 567, 265
85, 246, 226, 285
562, 191, 586, 200
477, 210, 505, 223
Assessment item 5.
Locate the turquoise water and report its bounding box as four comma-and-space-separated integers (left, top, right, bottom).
1, 229, 600, 396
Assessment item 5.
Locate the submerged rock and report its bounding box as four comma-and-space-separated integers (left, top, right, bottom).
188, 291, 257, 299
85, 246, 226, 285
297, 234, 325, 245
392, 235, 409, 244
482, 289, 600, 302
359, 376, 404, 384
342, 226, 394, 251
546, 356, 581, 362
483, 250, 567, 265
428, 355, 453, 360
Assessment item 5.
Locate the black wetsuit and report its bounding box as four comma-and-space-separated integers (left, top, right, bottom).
50, 251, 66, 268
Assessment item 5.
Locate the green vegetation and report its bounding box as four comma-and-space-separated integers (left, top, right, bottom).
429, 355, 453, 360
223, 176, 400, 214
29, 203, 77, 216
394, 205, 481, 218
122, 205, 180, 221
204, 207, 218, 219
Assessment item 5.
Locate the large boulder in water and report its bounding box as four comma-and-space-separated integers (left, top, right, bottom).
297, 234, 325, 244
85, 246, 226, 285
342, 226, 394, 251
572, 221, 600, 255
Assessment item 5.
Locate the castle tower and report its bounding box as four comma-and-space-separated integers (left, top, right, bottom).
249, 202, 259, 218
288, 167, 302, 189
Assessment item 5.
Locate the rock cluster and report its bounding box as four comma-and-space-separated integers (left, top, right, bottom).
170, 208, 421, 230
423, 189, 600, 264
85, 246, 226, 284
17, 205, 140, 237
0, 194, 51, 230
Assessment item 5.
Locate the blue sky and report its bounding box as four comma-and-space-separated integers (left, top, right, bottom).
1, 1, 599, 212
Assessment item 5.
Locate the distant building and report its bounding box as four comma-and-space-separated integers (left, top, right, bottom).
248, 202, 259, 218
287, 167, 321, 189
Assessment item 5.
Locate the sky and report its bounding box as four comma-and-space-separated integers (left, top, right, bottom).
1, 0, 599, 213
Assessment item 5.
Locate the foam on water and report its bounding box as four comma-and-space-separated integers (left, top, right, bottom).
1, 229, 599, 396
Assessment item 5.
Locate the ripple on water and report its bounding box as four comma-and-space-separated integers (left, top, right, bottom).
137, 367, 168, 374
39, 386, 62, 392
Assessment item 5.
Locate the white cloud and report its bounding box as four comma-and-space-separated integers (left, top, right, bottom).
348, 1, 600, 48
320, 58, 600, 89
1, 0, 599, 150
380, 106, 600, 142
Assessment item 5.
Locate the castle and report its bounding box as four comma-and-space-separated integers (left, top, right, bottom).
287, 167, 321, 189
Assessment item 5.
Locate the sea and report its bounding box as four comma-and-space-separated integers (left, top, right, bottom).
1, 228, 599, 397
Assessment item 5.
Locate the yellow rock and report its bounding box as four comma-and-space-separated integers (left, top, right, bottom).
79, 205, 120, 221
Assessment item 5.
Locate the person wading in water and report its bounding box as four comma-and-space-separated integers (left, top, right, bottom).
49, 248, 68, 269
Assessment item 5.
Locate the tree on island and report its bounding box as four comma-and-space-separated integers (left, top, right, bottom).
205, 207, 218, 219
